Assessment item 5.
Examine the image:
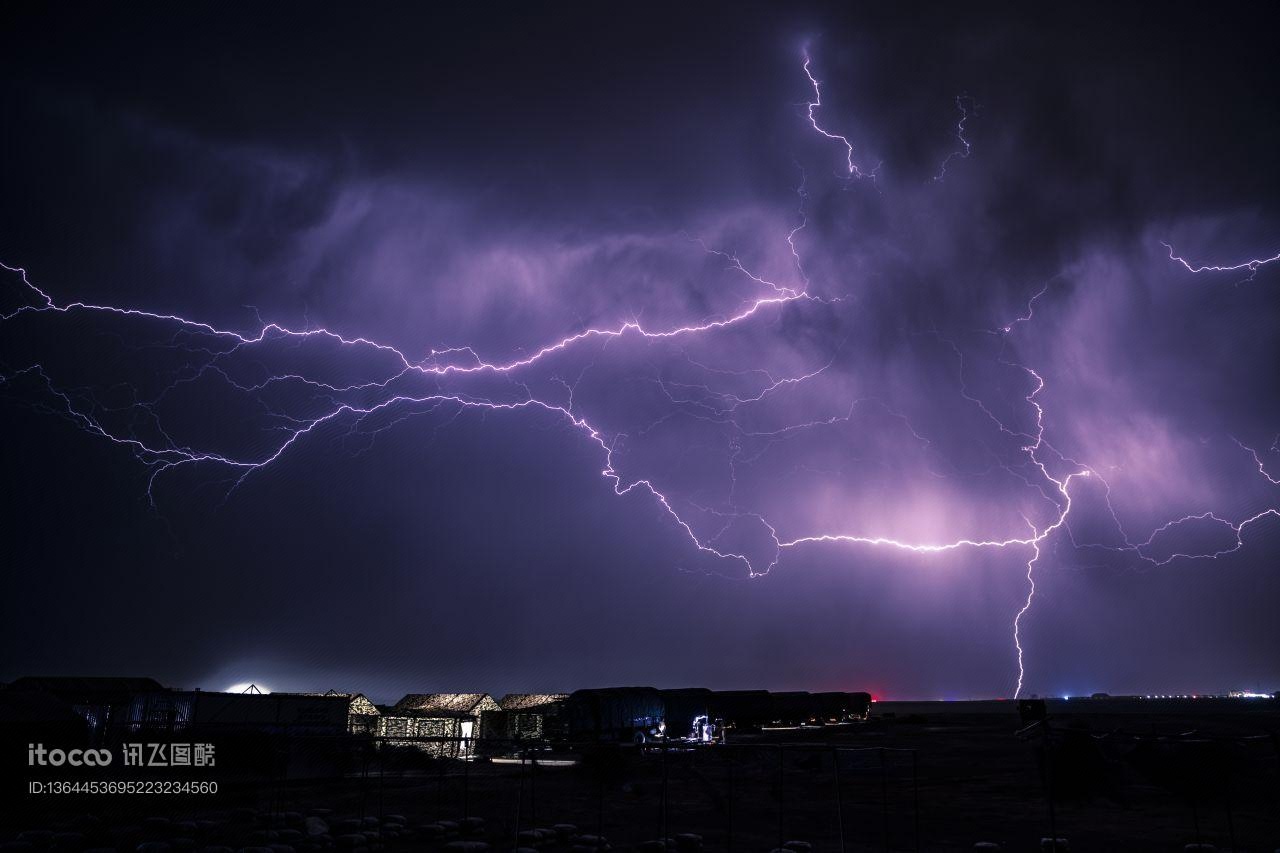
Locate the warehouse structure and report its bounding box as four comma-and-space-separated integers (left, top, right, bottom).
2, 677, 875, 758
302, 690, 381, 734
378, 693, 500, 758
481, 693, 569, 741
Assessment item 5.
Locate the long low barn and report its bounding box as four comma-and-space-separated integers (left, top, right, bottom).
480, 693, 569, 742
377, 693, 500, 758
2, 678, 873, 752
540, 688, 873, 742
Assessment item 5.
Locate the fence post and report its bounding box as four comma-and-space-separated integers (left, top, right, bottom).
1190, 794, 1201, 848
777, 744, 785, 848
598, 752, 605, 837
437, 744, 446, 821
912, 749, 920, 853
661, 738, 669, 842
879, 747, 890, 852
726, 746, 734, 853
833, 747, 846, 853
462, 735, 471, 820
360, 735, 370, 820
1224, 797, 1236, 852
1224, 761, 1237, 853
512, 749, 524, 850
1043, 724, 1057, 851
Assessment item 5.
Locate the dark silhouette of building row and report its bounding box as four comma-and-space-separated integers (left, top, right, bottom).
0, 676, 873, 759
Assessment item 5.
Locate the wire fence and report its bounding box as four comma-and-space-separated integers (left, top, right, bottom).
13, 724, 1280, 851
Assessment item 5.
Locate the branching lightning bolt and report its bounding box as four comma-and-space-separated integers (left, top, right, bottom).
802, 45, 878, 180
1161, 240, 1280, 284
3, 49, 1277, 700
933, 95, 978, 182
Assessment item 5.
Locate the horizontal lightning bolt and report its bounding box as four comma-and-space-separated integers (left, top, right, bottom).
1161, 240, 1280, 281
3, 49, 1276, 702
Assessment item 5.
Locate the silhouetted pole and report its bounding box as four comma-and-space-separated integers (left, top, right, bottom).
777, 744, 785, 848
437, 744, 446, 820
462, 735, 471, 820
661, 739, 669, 842
530, 744, 538, 828
911, 750, 921, 853
597, 754, 605, 837
512, 750, 524, 850
879, 747, 890, 852
725, 747, 734, 853
1273, 731, 1280, 821
832, 747, 846, 853
1043, 724, 1057, 851
1224, 761, 1237, 853
360, 734, 371, 820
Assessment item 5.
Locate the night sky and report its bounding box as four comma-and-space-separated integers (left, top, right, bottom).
2, 2, 1278, 702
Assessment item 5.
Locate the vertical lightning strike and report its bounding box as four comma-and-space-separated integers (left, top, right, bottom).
933, 94, 978, 182
2, 50, 1278, 700
802, 45, 877, 179
786, 164, 812, 286
1013, 534, 1041, 699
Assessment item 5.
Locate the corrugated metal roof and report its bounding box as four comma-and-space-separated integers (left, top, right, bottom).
498, 693, 568, 710
6, 676, 166, 696
291, 691, 382, 715
394, 693, 496, 714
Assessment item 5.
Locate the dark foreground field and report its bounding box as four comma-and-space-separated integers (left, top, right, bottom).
8, 701, 1280, 852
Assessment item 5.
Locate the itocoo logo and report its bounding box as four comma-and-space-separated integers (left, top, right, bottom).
28, 743, 113, 766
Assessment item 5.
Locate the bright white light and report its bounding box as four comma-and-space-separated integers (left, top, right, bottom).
225, 682, 269, 694
691, 714, 714, 743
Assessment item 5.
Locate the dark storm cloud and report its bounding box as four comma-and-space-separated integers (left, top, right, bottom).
2, 2, 1278, 700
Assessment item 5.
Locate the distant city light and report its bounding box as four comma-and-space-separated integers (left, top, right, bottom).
226, 682, 269, 694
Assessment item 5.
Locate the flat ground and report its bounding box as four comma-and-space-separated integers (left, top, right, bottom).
8, 702, 1280, 852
